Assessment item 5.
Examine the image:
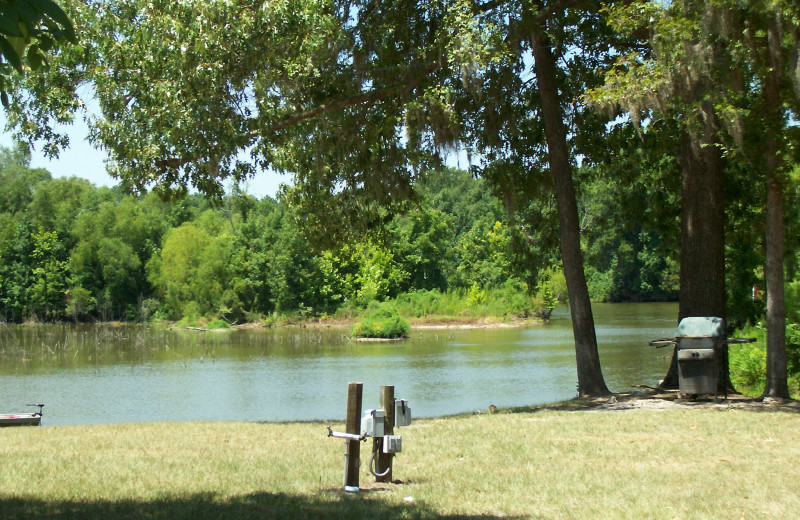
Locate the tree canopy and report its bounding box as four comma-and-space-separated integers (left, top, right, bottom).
5, 0, 494, 201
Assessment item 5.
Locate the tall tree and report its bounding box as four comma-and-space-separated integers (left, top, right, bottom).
0, 142, 51, 214
749, 3, 800, 398
589, 1, 736, 390
682, 1, 800, 398
528, 5, 608, 395
455, 2, 617, 395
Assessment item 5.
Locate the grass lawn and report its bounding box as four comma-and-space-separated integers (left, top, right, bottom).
1, 406, 798, 519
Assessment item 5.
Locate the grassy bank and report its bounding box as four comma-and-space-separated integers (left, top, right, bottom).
248, 286, 554, 329
1, 407, 798, 519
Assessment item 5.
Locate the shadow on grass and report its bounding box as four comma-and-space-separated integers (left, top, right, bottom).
0, 491, 522, 520
504, 389, 800, 414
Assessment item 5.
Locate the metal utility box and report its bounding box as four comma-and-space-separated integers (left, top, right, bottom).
382, 435, 402, 454
675, 317, 725, 396
361, 409, 385, 438
394, 399, 411, 427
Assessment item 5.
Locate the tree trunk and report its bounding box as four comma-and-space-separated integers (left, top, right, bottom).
661, 125, 727, 390
764, 173, 788, 398
762, 15, 789, 399
531, 25, 609, 397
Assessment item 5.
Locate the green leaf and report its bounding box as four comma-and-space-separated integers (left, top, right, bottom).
36, 32, 53, 52
16, 2, 39, 38
29, 0, 76, 41
0, 8, 24, 37
27, 44, 43, 70
0, 35, 22, 71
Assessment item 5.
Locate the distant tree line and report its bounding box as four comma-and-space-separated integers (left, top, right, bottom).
0, 144, 567, 323
5, 139, 799, 326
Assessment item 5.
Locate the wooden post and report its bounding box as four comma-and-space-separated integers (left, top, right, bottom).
374, 385, 394, 482
343, 382, 363, 491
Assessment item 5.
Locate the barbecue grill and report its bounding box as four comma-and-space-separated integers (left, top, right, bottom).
649, 317, 755, 397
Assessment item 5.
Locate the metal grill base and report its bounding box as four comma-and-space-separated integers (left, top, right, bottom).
678, 356, 718, 395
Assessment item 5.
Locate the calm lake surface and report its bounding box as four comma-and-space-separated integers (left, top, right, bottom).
0, 303, 677, 426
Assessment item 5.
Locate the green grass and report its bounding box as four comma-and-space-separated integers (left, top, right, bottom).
1, 408, 798, 519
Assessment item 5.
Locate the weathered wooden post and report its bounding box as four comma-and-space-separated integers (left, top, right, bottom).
374, 385, 395, 482
343, 381, 363, 491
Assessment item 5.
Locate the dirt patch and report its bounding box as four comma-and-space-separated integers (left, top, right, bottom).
326, 480, 406, 495
354, 337, 406, 342
409, 319, 539, 329
510, 389, 800, 414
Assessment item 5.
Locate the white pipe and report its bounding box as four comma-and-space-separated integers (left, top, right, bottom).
326, 426, 366, 442
330, 431, 363, 441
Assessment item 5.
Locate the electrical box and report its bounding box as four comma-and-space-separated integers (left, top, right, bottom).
382, 435, 402, 454
395, 399, 411, 427
361, 409, 385, 437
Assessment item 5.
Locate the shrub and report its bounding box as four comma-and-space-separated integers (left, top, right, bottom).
730, 344, 767, 392
730, 325, 766, 394
730, 323, 800, 398
206, 319, 231, 330
467, 283, 487, 305
786, 323, 800, 375
351, 303, 410, 339
389, 282, 552, 322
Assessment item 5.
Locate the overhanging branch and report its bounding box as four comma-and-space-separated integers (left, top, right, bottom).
154, 62, 441, 171
473, 0, 577, 21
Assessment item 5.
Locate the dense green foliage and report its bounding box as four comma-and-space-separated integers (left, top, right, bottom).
0, 0, 75, 105
0, 152, 572, 323
351, 302, 410, 339
6, 141, 798, 327
730, 324, 800, 398
579, 156, 681, 304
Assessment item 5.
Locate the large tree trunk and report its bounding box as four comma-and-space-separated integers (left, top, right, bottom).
762, 15, 789, 399
764, 172, 789, 398
531, 25, 609, 397
661, 124, 727, 390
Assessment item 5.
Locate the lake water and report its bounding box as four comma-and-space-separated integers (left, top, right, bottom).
0, 303, 677, 426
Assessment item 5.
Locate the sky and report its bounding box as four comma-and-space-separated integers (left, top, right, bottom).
0, 111, 286, 199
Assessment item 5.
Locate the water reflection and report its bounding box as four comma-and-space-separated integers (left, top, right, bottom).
0, 303, 677, 426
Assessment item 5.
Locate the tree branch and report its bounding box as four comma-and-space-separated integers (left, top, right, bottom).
474, 0, 579, 21
534, 0, 574, 23
154, 63, 441, 171
472, 0, 510, 14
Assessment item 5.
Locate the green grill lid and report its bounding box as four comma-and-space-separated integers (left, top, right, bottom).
675, 316, 726, 338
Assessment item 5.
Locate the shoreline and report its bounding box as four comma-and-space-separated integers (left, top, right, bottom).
517, 388, 800, 414
28, 391, 800, 430
247, 315, 543, 330
165, 316, 545, 333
